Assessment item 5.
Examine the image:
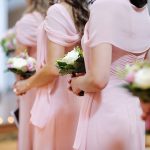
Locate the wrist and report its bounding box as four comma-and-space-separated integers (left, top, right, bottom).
26, 79, 32, 90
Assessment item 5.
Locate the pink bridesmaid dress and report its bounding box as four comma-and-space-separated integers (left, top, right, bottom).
15, 11, 43, 150
73, 0, 150, 150
30, 4, 81, 150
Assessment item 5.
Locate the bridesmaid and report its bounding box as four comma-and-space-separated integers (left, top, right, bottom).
70, 0, 150, 150
14, 0, 89, 150
14, 0, 49, 149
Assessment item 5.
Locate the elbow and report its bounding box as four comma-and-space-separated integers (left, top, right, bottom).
90, 74, 109, 91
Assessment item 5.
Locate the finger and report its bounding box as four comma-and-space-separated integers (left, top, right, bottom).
16, 91, 25, 96
141, 111, 150, 121
13, 82, 17, 89
13, 88, 17, 93
141, 113, 147, 121
20, 92, 26, 96
78, 91, 84, 96
68, 80, 71, 84
72, 88, 81, 96
75, 73, 85, 77
68, 86, 72, 91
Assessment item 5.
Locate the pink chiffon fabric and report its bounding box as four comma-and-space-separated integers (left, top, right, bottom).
30, 4, 81, 150
15, 11, 43, 150
73, 0, 150, 150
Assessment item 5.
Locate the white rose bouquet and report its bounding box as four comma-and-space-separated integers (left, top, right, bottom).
1, 29, 16, 56
119, 61, 150, 103
7, 51, 36, 79
56, 47, 86, 75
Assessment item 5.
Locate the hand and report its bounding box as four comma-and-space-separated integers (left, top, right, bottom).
15, 75, 23, 81
71, 73, 85, 78
140, 102, 150, 121
69, 76, 83, 96
13, 80, 31, 96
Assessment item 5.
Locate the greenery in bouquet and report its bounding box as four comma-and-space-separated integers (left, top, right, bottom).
7, 51, 36, 79
56, 47, 86, 75
119, 61, 150, 103
0, 30, 16, 56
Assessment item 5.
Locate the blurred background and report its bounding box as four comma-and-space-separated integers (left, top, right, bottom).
0, 0, 26, 149
0, 0, 150, 150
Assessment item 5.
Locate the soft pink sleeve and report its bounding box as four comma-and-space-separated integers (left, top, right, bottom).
15, 11, 43, 46
88, 0, 150, 53
36, 4, 80, 69
44, 4, 80, 47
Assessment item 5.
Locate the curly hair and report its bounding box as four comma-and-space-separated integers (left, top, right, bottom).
66, 0, 89, 35
49, 0, 58, 6
130, 0, 147, 8
26, 0, 49, 16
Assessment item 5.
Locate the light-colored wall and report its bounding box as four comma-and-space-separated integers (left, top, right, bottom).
0, 0, 26, 125
8, 0, 26, 27
148, 0, 150, 13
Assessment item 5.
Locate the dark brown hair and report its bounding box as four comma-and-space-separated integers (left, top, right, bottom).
65, 0, 89, 35
26, 0, 49, 16
49, 0, 89, 36
130, 0, 147, 8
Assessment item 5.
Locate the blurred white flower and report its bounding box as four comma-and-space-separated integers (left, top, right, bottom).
8, 58, 28, 70
27, 57, 36, 64
125, 64, 140, 73
61, 49, 79, 64
134, 68, 150, 89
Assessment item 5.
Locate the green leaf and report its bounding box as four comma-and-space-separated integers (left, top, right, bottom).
123, 83, 150, 103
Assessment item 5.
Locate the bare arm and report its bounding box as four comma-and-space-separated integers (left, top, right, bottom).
27, 41, 65, 89
145, 49, 150, 61
71, 43, 112, 94
14, 41, 65, 94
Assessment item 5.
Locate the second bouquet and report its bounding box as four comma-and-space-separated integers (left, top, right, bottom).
56, 46, 86, 76
56, 47, 85, 96
7, 51, 36, 79
118, 61, 150, 103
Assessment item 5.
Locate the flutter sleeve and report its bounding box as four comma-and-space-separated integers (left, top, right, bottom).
87, 0, 150, 53
44, 4, 80, 47
36, 4, 80, 68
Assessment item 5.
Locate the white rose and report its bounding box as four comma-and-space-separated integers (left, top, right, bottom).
27, 57, 36, 64
61, 49, 79, 64
11, 58, 28, 69
134, 68, 150, 89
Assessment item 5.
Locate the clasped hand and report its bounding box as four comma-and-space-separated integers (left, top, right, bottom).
69, 73, 85, 96
13, 79, 30, 96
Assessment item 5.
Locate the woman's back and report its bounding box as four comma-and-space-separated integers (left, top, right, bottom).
73, 0, 150, 149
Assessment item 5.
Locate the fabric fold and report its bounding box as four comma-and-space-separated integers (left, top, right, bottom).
87, 0, 150, 52
30, 4, 80, 128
